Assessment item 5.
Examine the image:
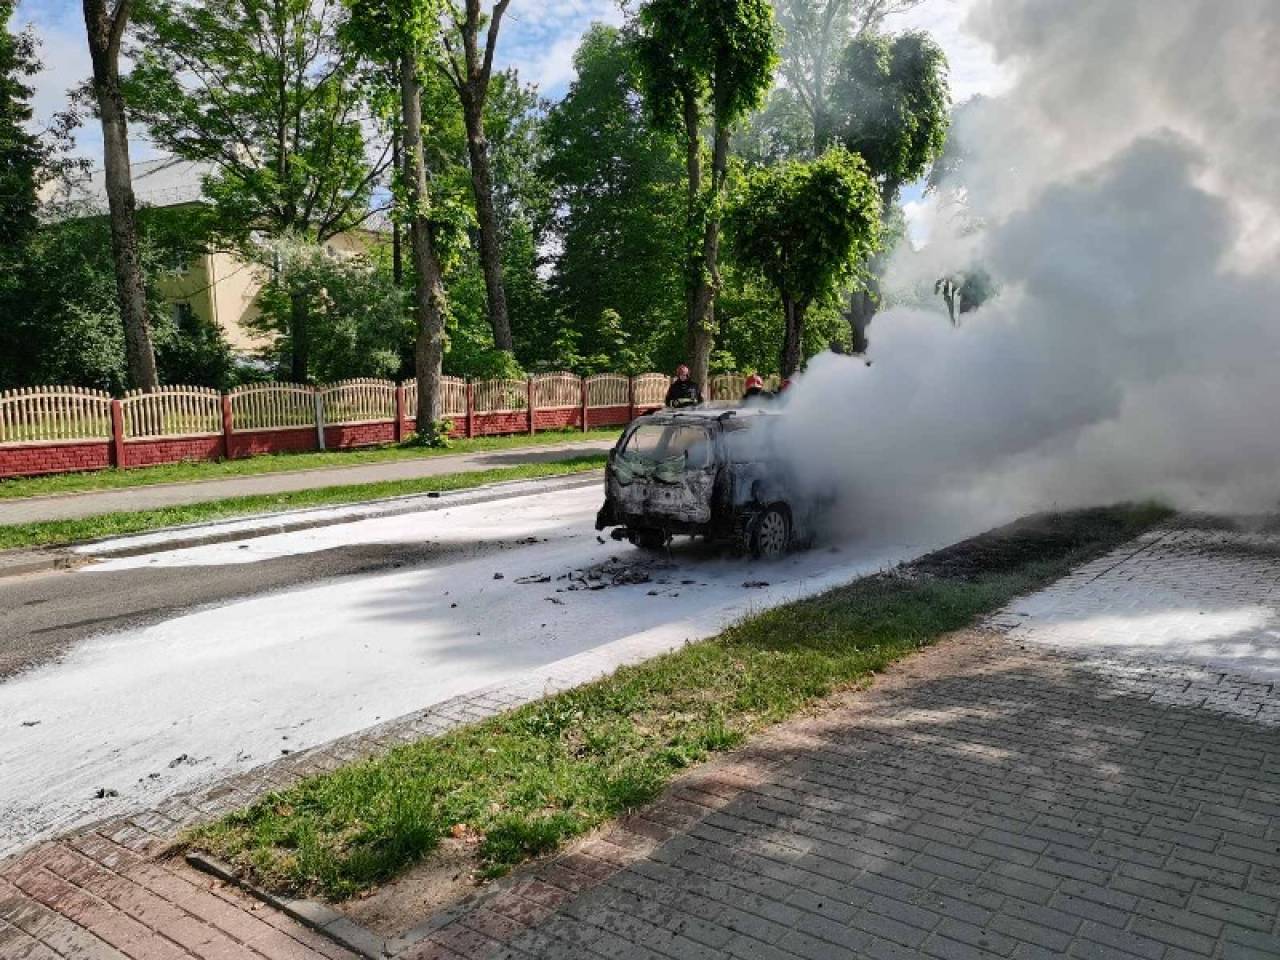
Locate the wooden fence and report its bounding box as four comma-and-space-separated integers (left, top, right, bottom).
0, 370, 762, 478
632, 373, 671, 407
585, 374, 629, 408
472, 378, 529, 413
320, 379, 396, 425
228, 383, 315, 431
0, 386, 112, 444
122, 386, 222, 439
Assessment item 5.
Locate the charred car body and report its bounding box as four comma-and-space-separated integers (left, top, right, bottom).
595, 407, 826, 558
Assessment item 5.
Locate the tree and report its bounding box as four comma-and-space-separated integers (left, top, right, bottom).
126, 0, 389, 382
540, 26, 685, 373
0, 1, 46, 249
0, 205, 231, 392
252, 238, 410, 381
82, 0, 159, 389
773, 0, 924, 154
345, 0, 450, 443
829, 29, 948, 347
438, 0, 514, 354
728, 147, 880, 375
631, 0, 777, 392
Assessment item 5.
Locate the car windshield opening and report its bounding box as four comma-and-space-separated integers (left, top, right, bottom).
622, 423, 711, 468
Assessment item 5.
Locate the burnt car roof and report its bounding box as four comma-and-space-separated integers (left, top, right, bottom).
635, 406, 780, 425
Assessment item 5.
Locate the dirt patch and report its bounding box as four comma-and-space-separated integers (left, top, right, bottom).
336, 837, 481, 937
905, 507, 1162, 581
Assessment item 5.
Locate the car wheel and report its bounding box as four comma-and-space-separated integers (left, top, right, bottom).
631, 528, 668, 551
751, 506, 791, 560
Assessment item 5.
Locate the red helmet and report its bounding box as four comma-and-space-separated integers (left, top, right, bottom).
745, 374, 764, 389
675, 364, 690, 377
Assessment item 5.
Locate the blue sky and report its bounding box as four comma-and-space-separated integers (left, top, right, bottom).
15, 0, 1004, 168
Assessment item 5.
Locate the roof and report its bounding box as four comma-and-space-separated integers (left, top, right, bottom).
40, 156, 216, 216
641, 405, 779, 423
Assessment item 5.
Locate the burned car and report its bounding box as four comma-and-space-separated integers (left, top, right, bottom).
595, 407, 825, 558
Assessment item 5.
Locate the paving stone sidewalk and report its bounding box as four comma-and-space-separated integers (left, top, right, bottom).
5, 519, 1280, 959
0, 440, 613, 526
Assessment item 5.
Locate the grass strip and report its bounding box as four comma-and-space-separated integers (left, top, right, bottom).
186, 502, 1171, 901
0, 456, 605, 550
0, 429, 619, 500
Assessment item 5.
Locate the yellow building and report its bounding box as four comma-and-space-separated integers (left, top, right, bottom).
43, 156, 385, 356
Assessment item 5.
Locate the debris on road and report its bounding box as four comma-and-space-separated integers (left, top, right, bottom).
554, 556, 675, 592
493, 572, 505, 580
742, 580, 770, 589
515, 574, 552, 584
19, 720, 39, 727
93, 788, 118, 799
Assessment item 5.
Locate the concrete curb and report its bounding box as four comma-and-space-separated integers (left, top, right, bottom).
0, 548, 85, 579
0, 470, 602, 577
186, 853, 396, 959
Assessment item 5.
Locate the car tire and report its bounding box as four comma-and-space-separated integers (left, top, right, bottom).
631, 528, 668, 551
750, 506, 791, 560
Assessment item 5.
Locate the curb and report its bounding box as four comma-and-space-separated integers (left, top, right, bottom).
0, 470, 602, 577
185, 853, 395, 959
0, 548, 85, 579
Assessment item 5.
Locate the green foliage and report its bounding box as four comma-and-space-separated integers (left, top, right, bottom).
0, 1, 45, 248
127, 0, 381, 244
251, 237, 411, 383
539, 26, 685, 374
632, 0, 778, 134
729, 148, 881, 315
0, 205, 233, 392
830, 30, 950, 192
343, 0, 442, 65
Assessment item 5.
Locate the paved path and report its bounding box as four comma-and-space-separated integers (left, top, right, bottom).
0, 440, 614, 525
4, 519, 1280, 959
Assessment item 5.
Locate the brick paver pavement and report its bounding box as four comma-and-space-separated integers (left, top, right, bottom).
5, 519, 1280, 959
0, 440, 613, 526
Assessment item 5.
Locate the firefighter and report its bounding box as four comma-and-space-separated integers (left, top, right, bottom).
741, 374, 772, 404
664, 363, 703, 407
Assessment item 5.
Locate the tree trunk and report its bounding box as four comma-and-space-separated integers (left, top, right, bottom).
690, 122, 730, 391
780, 296, 807, 377
463, 99, 513, 353
843, 178, 899, 353
391, 126, 403, 287
288, 288, 309, 382
401, 54, 448, 441
83, 0, 158, 390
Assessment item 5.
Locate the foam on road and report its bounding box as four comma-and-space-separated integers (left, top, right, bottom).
0, 484, 946, 857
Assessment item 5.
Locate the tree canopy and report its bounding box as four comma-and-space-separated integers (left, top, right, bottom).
729, 147, 881, 374
630, 0, 778, 388
830, 29, 950, 196
0, 0, 47, 248
127, 0, 386, 244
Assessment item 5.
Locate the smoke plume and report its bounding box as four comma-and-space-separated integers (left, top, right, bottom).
780, 0, 1280, 535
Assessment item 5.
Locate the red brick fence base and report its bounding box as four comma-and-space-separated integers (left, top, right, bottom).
0, 373, 710, 480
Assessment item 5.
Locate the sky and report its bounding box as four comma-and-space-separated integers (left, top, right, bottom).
13, 0, 1007, 168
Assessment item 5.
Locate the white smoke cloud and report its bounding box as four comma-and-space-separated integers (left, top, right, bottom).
780, 0, 1280, 535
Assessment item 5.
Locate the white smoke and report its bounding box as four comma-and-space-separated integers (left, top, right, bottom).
780, 0, 1280, 536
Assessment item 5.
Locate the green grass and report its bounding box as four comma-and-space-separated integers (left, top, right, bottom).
186, 502, 1172, 901
0, 455, 606, 550
0, 429, 620, 500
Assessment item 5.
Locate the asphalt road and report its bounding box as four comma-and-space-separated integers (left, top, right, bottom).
0, 475, 949, 857
0, 474, 603, 679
